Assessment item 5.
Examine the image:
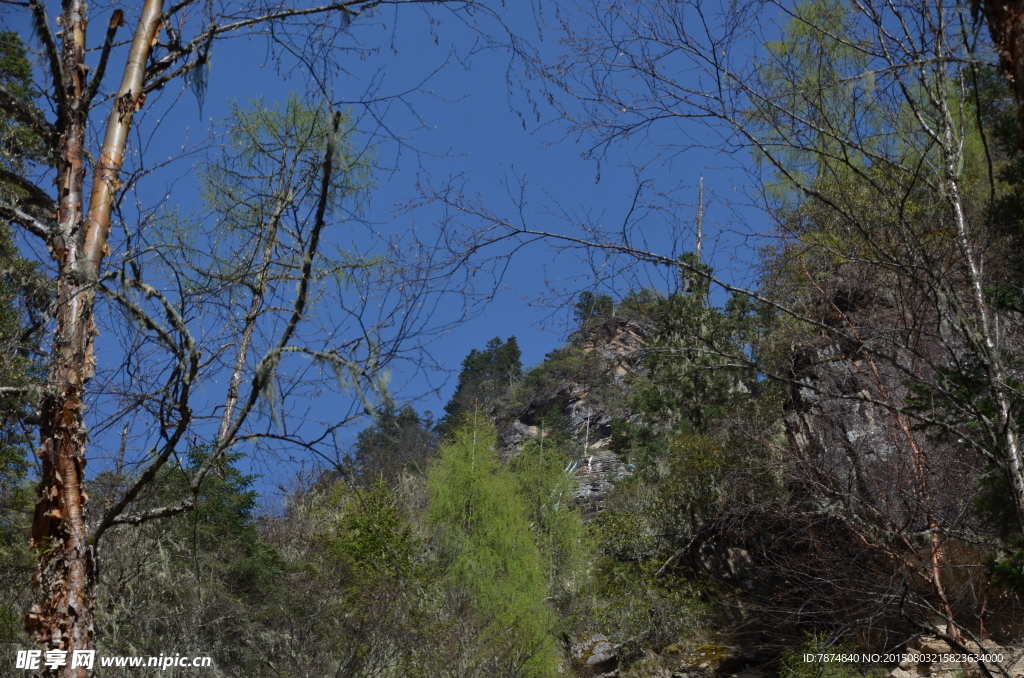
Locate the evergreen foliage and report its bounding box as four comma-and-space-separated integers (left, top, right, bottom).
573, 291, 614, 332
319, 478, 423, 580
0, 440, 31, 650
0, 32, 49, 660
0, 29, 50, 425
612, 259, 761, 466
0, 32, 47, 176
442, 337, 522, 425
350, 404, 437, 485
305, 479, 455, 677
427, 415, 558, 677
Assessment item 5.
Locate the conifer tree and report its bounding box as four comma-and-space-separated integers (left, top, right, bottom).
350, 404, 436, 485
573, 291, 614, 332
442, 337, 523, 425
427, 415, 557, 678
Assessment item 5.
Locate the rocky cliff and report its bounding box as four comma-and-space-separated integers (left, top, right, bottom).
498, 317, 649, 516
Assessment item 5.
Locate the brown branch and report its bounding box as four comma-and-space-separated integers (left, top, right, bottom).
92, 272, 199, 542
902, 613, 1002, 678
106, 500, 195, 527
232, 417, 363, 456
0, 385, 41, 396
29, 0, 66, 110
216, 183, 293, 445
0, 83, 56, 144
83, 10, 126, 110
0, 167, 56, 212
99, 284, 184, 358
161, 0, 202, 22
142, 55, 207, 95
145, 0, 377, 86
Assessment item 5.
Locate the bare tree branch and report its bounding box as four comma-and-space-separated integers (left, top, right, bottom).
82, 10, 126, 111
0, 199, 52, 239
106, 500, 196, 528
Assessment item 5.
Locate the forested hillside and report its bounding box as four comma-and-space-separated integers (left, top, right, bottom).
5, 274, 1024, 677
5, 0, 1024, 676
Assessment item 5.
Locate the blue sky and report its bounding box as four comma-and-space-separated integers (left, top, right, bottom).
4, 0, 766, 487
154, 6, 737, 402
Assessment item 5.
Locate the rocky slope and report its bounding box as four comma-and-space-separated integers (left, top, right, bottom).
497, 317, 648, 517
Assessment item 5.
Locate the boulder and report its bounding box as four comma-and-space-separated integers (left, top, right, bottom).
914, 637, 950, 655
570, 633, 620, 677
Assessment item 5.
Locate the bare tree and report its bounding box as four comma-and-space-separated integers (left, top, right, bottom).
0, 0, 514, 675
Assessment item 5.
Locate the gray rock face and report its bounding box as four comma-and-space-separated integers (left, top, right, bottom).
569, 633, 620, 677
572, 454, 632, 518
497, 419, 538, 454
576, 318, 649, 384
497, 318, 645, 516
784, 342, 973, 531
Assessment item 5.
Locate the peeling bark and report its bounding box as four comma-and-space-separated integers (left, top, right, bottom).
27, 1, 164, 676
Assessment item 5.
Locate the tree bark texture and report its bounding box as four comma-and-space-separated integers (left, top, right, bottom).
25, 1, 164, 676
975, 0, 1024, 144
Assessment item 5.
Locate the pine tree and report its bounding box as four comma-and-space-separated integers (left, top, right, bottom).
442, 336, 523, 425
350, 404, 436, 485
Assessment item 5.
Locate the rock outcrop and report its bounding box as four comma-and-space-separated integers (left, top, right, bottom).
572, 453, 633, 518
887, 636, 1023, 678
576, 317, 649, 383
785, 340, 973, 530
569, 633, 621, 678
498, 317, 648, 516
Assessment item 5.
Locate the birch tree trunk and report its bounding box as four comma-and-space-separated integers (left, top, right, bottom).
0, 1, 506, 674
25, 2, 163, 675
